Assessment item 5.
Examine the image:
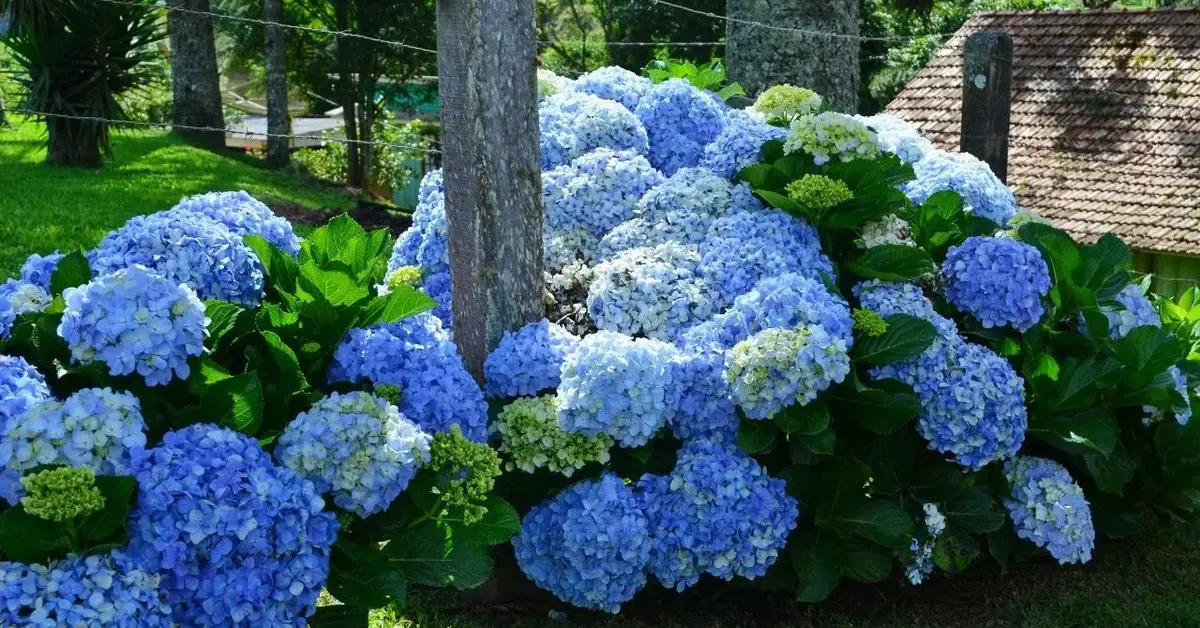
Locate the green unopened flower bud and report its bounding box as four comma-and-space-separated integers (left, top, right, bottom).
494, 396, 612, 476
753, 84, 823, 121
786, 174, 854, 210
374, 384, 403, 407
853, 308, 888, 337
387, 266, 424, 291
20, 467, 106, 522
429, 426, 502, 525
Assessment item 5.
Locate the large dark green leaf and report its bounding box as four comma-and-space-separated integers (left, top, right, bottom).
853, 314, 937, 364
198, 371, 265, 435
385, 521, 493, 590
328, 539, 406, 609
445, 496, 520, 546
357, 286, 437, 328
909, 460, 969, 503
259, 331, 307, 393
0, 507, 70, 564
1048, 356, 1123, 411
933, 532, 980, 575
828, 381, 921, 435
836, 500, 914, 549
840, 540, 893, 583
298, 262, 369, 308
308, 605, 370, 628
737, 416, 778, 454
1110, 325, 1188, 380
1083, 442, 1135, 495
845, 245, 935, 281
48, 251, 91, 296
245, 235, 299, 295
1028, 408, 1117, 457
78, 475, 136, 544
944, 486, 1005, 534
791, 533, 842, 602
756, 189, 814, 222
303, 214, 367, 265
774, 401, 829, 435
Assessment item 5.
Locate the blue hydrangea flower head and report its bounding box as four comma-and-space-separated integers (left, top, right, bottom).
725, 326, 851, 420
90, 208, 265, 306
637, 438, 798, 591
0, 388, 147, 504
542, 148, 664, 238
1003, 456, 1094, 565
670, 346, 738, 440
541, 91, 650, 170
699, 110, 788, 180
699, 209, 834, 307
0, 560, 47, 625
573, 66, 652, 112
635, 167, 735, 223
512, 473, 651, 613
330, 314, 488, 442
58, 265, 209, 386
0, 296, 12, 340
905, 150, 1018, 225
10, 550, 174, 626
588, 243, 719, 340
127, 424, 338, 626
0, 354, 50, 430
171, 190, 301, 256
419, 270, 454, 325
635, 78, 727, 176
556, 331, 681, 448
1144, 365, 1192, 426
484, 319, 580, 398
276, 391, 432, 517
1101, 284, 1160, 339
942, 236, 1051, 331
0, 278, 52, 316
19, 251, 64, 291
853, 113, 934, 164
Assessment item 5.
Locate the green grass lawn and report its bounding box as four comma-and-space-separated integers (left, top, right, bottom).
365, 523, 1200, 628
0, 116, 351, 277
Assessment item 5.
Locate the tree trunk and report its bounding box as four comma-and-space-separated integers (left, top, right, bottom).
726, 0, 860, 113
168, 0, 226, 149
264, 0, 290, 169
45, 117, 104, 168
359, 77, 376, 191
334, 0, 363, 188
437, 0, 544, 381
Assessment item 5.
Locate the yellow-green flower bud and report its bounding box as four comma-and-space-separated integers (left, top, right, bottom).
786, 174, 854, 210
853, 308, 888, 337
494, 396, 612, 477
20, 467, 106, 522
386, 266, 423, 291
753, 84, 823, 121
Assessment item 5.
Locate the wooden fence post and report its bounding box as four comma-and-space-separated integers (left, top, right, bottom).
960, 31, 1013, 183
436, 0, 544, 381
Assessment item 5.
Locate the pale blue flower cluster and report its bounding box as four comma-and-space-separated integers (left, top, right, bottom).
634, 79, 727, 176
855, 280, 1027, 470
276, 392, 432, 517
725, 327, 848, 420
543, 148, 663, 238
0, 297, 12, 339
0, 279, 51, 316
573, 66, 652, 112
556, 331, 680, 448
541, 91, 650, 170
0, 388, 146, 504
595, 168, 735, 260
512, 473, 651, 613
1003, 456, 1095, 565
484, 319, 579, 398
127, 424, 338, 626
388, 171, 446, 273
90, 208, 265, 306
172, 190, 301, 255
0, 355, 49, 429
854, 113, 934, 164
329, 314, 488, 442
18, 251, 64, 291
942, 236, 1051, 331
670, 346, 738, 440
1101, 284, 1160, 339
638, 438, 798, 591
784, 112, 881, 165
58, 265, 208, 386
905, 503, 946, 585
699, 110, 788, 180
588, 243, 718, 340
905, 150, 1018, 225
698, 209, 834, 307
0, 550, 172, 627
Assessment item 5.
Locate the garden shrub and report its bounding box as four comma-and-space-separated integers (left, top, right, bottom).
0, 64, 1198, 625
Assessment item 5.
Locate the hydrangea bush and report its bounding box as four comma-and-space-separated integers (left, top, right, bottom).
2, 62, 1200, 623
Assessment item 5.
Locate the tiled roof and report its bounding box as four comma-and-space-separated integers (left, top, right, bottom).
886, 8, 1200, 255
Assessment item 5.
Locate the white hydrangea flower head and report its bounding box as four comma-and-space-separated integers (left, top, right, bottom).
4, 282, 51, 315
784, 112, 881, 166
538, 68, 572, 100
587, 243, 719, 341
860, 214, 915, 249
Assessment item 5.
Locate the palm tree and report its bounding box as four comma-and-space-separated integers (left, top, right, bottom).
0, 0, 163, 167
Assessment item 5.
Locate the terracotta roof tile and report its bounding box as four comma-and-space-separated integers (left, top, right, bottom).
887, 7, 1200, 255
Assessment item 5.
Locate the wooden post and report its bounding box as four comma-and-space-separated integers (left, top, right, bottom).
437, 0, 544, 381
960, 31, 1013, 183
263, 0, 289, 169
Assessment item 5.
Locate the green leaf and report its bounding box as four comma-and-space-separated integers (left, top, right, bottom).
48, 251, 91, 296
840, 540, 893, 583
450, 497, 520, 546
774, 401, 829, 435
987, 527, 1017, 573
797, 427, 836, 456
358, 286, 437, 328
303, 214, 367, 264
385, 521, 493, 591
828, 381, 921, 435
944, 486, 1005, 534
737, 416, 778, 454
308, 606, 370, 628
737, 163, 775, 189
245, 235, 299, 295
1050, 356, 1123, 411
1110, 325, 1188, 379
199, 371, 265, 435
756, 189, 814, 222
187, 358, 232, 397
1079, 233, 1130, 290
846, 245, 935, 281
298, 263, 369, 308
79, 475, 137, 544
791, 533, 842, 603
910, 460, 969, 503
0, 507, 70, 564
853, 314, 937, 364
933, 533, 979, 575
1083, 442, 1135, 495
837, 500, 914, 549
814, 458, 870, 528
1032, 354, 1060, 381
259, 331, 307, 393
328, 539, 406, 609
1029, 408, 1117, 457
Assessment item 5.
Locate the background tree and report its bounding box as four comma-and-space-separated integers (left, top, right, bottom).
0, 0, 162, 167
168, 0, 225, 149
727, 0, 860, 112
594, 0, 724, 70
264, 0, 289, 168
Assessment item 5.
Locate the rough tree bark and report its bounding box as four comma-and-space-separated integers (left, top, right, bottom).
333, 0, 363, 188
437, 0, 544, 381
726, 0, 860, 113
167, 0, 225, 149
263, 0, 289, 169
